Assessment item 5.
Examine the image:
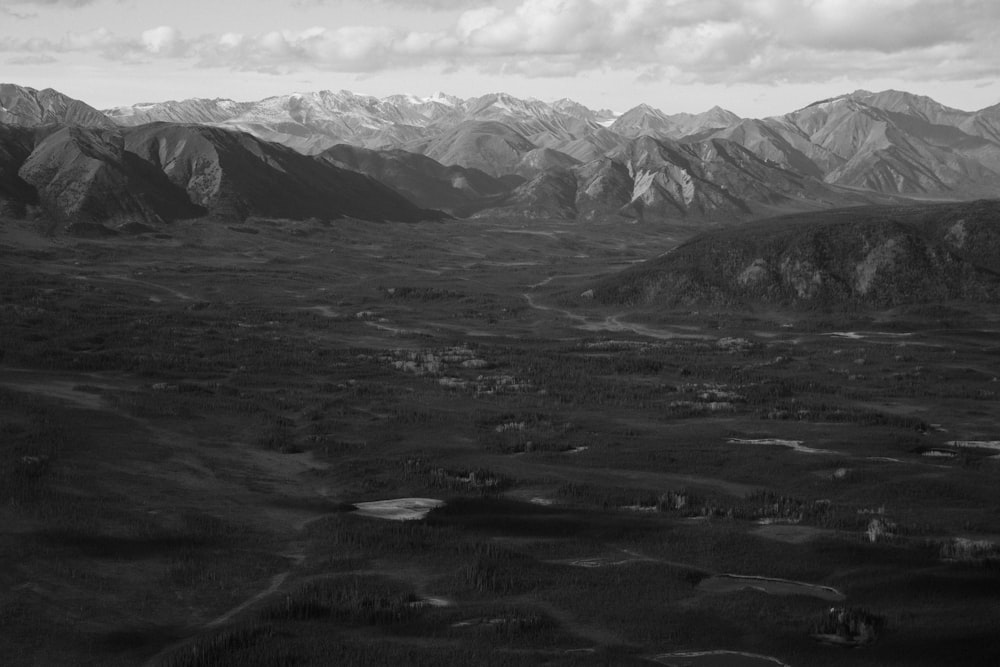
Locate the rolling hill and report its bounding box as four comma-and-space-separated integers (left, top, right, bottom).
594, 200, 1000, 308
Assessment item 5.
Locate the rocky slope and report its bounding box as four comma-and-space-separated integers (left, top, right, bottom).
0, 117, 442, 228
102, 86, 1000, 213
18, 126, 203, 227
712, 92, 1000, 197
6, 83, 1000, 225
611, 103, 740, 140
123, 124, 440, 223
480, 134, 891, 223
1, 84, 114, 129
406, 120, 538, 179
594, 200, 1000, 308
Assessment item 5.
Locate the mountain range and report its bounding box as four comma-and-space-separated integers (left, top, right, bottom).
2, 82, 1000, 230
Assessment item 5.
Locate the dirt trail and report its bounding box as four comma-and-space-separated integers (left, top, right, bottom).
142, 512, 328, 667
205, 571, 292, 629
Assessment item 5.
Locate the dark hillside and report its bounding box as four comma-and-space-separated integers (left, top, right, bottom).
595, 200, 1000, 308
125, 124, 443, 222
0, 125, 38, 217
18, 126, 203, 225
321, 144, 509, 214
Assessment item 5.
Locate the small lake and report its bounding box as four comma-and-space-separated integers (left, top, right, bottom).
352, 498, 444, 521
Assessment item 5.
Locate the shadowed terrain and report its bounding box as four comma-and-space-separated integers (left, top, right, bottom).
2, 200, 999, 665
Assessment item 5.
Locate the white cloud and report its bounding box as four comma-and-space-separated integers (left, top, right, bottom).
0, 6, 36, 19
142, 26, 183, 56
6, 0, 102, 6
2, 0, 998, 87
746, 0, 1000, 52
295, 0, 483, 7
6, 53, 57, 64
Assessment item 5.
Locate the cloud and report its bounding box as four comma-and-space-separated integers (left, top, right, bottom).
6, 53, 57, 64
1, 0, 998, 87
294, 0, 479, 7
0, 6, 36, 19
745, 0, 1000, 53
141, 26, 185, 56
4, 0, 103, 6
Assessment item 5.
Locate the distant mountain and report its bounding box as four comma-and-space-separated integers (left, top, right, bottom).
104, 90, 605, 158
105, 97, 252, 126
514, 147, 580, 178
609, 103, 740, 140
607, 135, 882, 220
555, 128, 627, 163
481, 168, 580, 220
551, 98, 616, 125
5, 82, 1000, 225
101, 85, 1000, 211
406, 120, 539, 179
594, 200, 1000, 308
776, 95, 1000, 195
958, 103, 1000, 144
18, 125, 203, 227
572, 158, 635, 221
321, 144, 509, 215
609, 104, 677, 139
123, 123, 440, 223
108, 90, 433, 154
1, 83, 113, 129
702, 119, 837, 178
460, 92, 603, 151
848, 89, 971, 127
0, 120, 443, 229
664, 106, 742, 138
474, 134, 888, 223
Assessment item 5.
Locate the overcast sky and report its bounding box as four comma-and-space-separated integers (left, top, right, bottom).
2, 0, 999, 116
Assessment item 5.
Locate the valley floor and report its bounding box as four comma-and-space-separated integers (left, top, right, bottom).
1, 214, 999, 666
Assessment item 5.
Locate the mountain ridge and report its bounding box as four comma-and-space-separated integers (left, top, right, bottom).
3, 82, 1000, 228
594, 200, 1000, 308
97, 85, 1000, 206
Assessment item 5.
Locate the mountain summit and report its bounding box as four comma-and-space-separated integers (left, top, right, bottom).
1, 84, 114, 129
